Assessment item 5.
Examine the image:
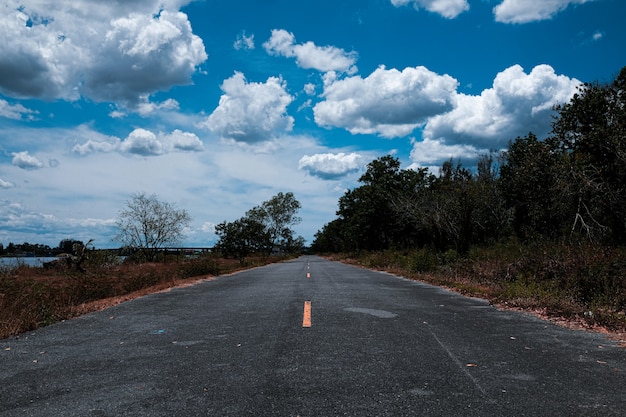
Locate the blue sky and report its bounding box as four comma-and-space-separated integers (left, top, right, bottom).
0, 0, 624, 249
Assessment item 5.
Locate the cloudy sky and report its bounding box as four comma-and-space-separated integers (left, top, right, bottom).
0, 0, 624, 249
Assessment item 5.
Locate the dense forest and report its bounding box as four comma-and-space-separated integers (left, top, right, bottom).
313, 67, 626, 254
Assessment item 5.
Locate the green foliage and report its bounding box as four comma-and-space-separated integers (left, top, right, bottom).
215, 216, 270, 262
408, 248, 439, 273
215, 192, 304, 261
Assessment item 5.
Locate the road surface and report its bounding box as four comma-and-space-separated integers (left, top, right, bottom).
1, 256, 624, 416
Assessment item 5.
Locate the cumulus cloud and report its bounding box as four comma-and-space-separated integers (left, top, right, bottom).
0, 99, 38, 120
314, 66, 458, 138
72, 128, 203, 156
11, 151, 44, 170
494, 0, 592, 24
234, 31, 255, 50
391, 0, 470, 19
263, 29, 358, 74
202, 72, 294, 143
0, 1, 207, 106
423, 64, 581, 148
119, 129, 164, 156
72, 136, 121, 156
298, 152, 363, 179
136, 98, 180, 117
0, 178, 15, 189
165, 129, 204, 152
409, 138, 483, 169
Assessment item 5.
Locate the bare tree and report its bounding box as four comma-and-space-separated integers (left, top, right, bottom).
114, 192, 191, 260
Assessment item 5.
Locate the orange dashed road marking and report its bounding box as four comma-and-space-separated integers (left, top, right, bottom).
303, 301, 312, 328
306, 272, 311, 278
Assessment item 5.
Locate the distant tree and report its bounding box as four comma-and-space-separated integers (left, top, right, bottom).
58, 239, 83, 254
312, 218, 348, 253
215, 192, 303, 260
214, 216, 269, 262
114, 192, 191, 261
246, 192, 302, 255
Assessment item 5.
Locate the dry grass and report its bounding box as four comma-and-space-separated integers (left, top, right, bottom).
330, 243, 626, 344
0, 254, 285, 339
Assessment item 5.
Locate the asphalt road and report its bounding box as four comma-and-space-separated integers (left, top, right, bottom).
1, 255, 624, 416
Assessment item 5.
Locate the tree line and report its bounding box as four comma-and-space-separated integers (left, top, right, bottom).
114, 191, 304, 262
312, 67, 626, 254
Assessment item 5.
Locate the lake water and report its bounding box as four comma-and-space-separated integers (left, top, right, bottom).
0, 257, 59, 268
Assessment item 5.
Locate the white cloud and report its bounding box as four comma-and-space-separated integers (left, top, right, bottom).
263, 29, 358, 74
165, 130, 204, 152
304, 83, 316, 95
409, 138, 482, 169
119, 129, 164, 156
201, 222, 216, 234
0, 178, 15, 189
298, 152, 363, 179
11, 151, 45, 170
314, 66, 458, 138
493, 0, 593, 24
0, 99, 38, 120
391, 0, 470, 19
423, 64, 581, 148
136, 98, 180, 116
202, 72, 294, 143
234, 31, 255, 50
72, 137, 121, 156
0, 1, 207, 105
72, 128, 203, 156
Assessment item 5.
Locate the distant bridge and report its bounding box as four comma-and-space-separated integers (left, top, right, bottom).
162, 247, 213, 254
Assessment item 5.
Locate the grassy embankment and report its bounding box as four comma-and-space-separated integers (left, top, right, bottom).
0, 252, 289, 339
328, 241, 626, 337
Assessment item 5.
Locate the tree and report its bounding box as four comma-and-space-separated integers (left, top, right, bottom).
214, 216, 269, 262
500, 133, 570, 240
246, 192, 302, 255
215, 192, 303, 259
335, 155, 425, 251
58, 239, 83, 254
549, 66, 626, 243
114, 192, 191, 260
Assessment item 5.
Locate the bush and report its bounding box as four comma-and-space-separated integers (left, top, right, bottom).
409, 248, 438, 272
180, 255, 221, 278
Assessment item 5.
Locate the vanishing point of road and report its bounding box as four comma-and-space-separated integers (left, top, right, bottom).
1, 256, 624, 416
